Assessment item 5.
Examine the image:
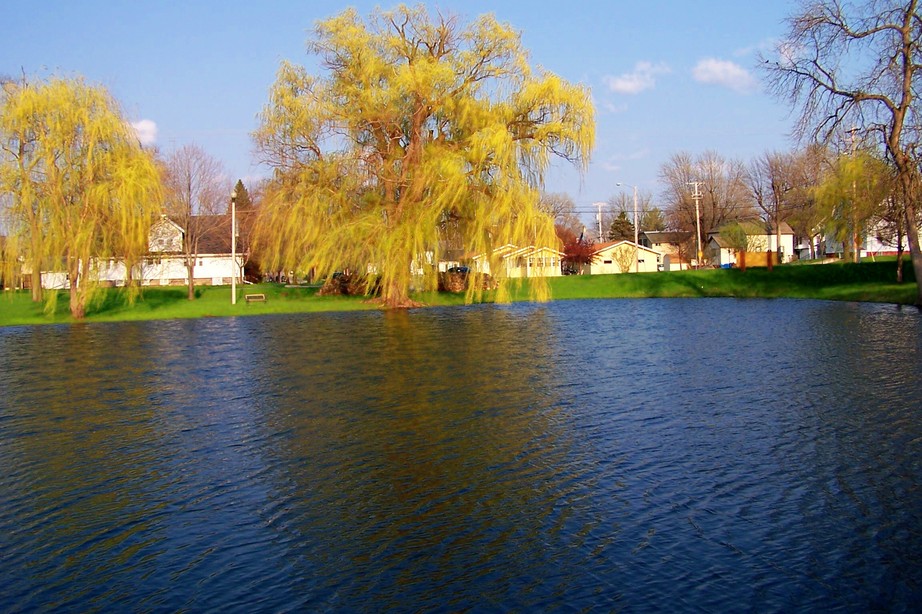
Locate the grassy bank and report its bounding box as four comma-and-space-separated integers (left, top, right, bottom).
1, 259, 917, 327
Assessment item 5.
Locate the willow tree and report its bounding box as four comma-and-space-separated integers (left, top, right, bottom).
0, 77, 44, 301
253, 6, 593, 307
814, 151, 891, 262
0, 77, 162, 318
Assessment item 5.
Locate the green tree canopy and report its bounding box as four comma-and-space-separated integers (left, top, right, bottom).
231, 179, 253, 212
0, 76, 162, 318
814, 151, 891, 262
607, 211, 635, 241
253, 5, 594, 307
641, 207, 667, 232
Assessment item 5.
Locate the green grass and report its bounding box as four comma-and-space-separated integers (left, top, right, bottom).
543, 259, 917, 304
1, 259, 917, 327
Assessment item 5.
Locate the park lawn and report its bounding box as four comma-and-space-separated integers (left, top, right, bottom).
0, 284, 378, 327
0, 259, 917, 327
541, 260, 917, 304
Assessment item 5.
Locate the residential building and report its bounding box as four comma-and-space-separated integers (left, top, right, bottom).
472, 244, 564, 278
580, 240, 662, 275
707, 221, 796, 267
640, 231, 693, 271
24, 214, 244, 289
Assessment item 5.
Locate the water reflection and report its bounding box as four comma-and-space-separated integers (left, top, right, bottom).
1, 300, 920, 611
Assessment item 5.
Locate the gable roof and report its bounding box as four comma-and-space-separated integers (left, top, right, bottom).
642, 231, 692, 244
195, 215, 233, 253
592, 240, 661, 256
710, 220, 795, 237
471, 244, 564, 260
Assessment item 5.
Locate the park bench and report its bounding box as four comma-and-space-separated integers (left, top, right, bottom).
244, 293, 267, 303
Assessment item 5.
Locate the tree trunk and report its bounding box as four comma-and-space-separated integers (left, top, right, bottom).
187, 260, 195, 300
852, 221, 861, 263
69, 261, 85, 319
904, 203, 922, 305
31, 268, 42, 302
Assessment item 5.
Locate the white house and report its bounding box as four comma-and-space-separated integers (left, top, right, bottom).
640, 231, 693, 271
707, 221, 796, 267
140, 216, 242, 286
472, 244, 564, 278
27, 215, 243, 289
580, 240, 662, 275
816, 218, 922, 260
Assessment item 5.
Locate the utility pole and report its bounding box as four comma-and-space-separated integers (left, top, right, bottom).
230, 189, 237, 305
594, 202, 605, 242
688, 181, 703, 268
847, 126, 860, 263
633, 185, 639, 272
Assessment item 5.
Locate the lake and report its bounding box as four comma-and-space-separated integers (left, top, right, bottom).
1, 298, 920, 612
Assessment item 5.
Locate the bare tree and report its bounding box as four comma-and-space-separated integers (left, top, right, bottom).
660, 151, 756, 257
761, 0, 922, 300
785, 144, 830, 258
748, 151, 797, 262
539, 192, 582, 237
163, 144, 230, 300
603, 190, 661, 236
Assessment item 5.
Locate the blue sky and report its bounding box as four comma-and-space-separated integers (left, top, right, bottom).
4, 1, 798, 218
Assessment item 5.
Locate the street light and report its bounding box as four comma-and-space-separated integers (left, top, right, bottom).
617, 182, 639, 273
230, 189, 237, 305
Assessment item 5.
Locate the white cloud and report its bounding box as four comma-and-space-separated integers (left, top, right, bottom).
692, 58, 757, 94
131, 119, 157, 146
604, 61, 670, 95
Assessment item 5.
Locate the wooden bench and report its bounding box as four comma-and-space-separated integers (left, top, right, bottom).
244, 293, 267, 303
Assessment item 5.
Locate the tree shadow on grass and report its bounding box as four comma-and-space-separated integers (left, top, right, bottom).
91, 287, 190, 316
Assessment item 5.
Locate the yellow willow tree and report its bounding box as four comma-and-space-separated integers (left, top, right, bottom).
0, 77, 162, 318
0, 77, 45, 301
253, 6, 594, 308
814, 152, 891, 263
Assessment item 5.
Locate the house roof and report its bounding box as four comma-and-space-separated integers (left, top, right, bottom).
642, 231, 692, 244
710, 220, 795, 237
471, 244, 564, 260
195, 215, 233, 253
163, 213, 256, 255
592, 240, 661, 255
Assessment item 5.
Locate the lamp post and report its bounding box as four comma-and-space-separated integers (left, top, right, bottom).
230, 189, 237, 305
617, 183, 639, 273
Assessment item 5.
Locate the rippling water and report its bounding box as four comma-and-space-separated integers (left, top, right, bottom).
1, 299, 920, 612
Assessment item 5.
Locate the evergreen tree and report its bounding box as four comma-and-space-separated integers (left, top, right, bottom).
607, 211, 635, 241
231, 179, 253, 212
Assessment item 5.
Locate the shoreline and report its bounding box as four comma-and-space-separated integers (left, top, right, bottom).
1, 261, 918, 328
